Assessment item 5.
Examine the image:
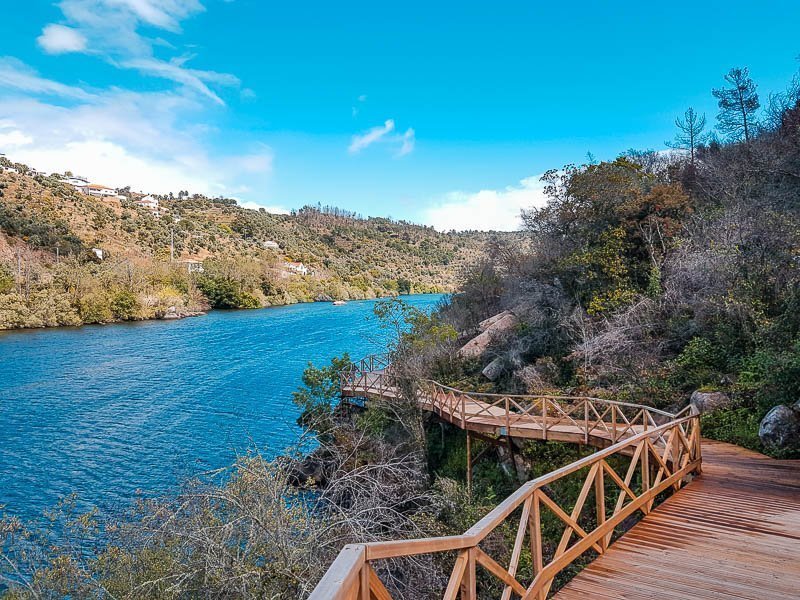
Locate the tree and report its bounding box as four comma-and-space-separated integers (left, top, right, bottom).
667, 107, 707, 164
712, 67, 760, 142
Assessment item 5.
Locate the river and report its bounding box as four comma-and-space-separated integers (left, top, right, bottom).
0, 294, 444, 523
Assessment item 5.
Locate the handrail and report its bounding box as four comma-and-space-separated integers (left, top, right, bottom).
316, 355, 702, 599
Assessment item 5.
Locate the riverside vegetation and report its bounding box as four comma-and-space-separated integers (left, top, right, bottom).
2, 64, 800, 597
0, 162, 503, 330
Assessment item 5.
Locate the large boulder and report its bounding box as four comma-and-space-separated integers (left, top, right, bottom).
482, 357, 506, 381
458, 311, 518, 359
759, 405, 800, 451
689, 390, 731, 414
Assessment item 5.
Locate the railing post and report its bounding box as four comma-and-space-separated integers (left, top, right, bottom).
641, 439, 651, 513
359, 563, 369, 600
694, 416, 703, 475
595, 464, 607, 552
542, 399, 548, 440
584, 399, 589, 444
611, 405, 617, 443
461, 394, 467, 428
505, 396, 511, 434
460, 547, 477, 600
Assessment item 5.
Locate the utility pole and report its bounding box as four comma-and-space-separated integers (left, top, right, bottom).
170, 228, 175, 262
55, 245, 60, 264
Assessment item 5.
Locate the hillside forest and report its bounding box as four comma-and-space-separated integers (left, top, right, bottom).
0, 165, 500, 330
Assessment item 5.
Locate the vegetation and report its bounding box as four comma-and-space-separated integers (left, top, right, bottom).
2, 60, 800, 598
0, 162, 504, 329
428, 63, 800, 458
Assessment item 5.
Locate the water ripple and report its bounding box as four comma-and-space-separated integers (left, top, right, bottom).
0, 295, 442, 522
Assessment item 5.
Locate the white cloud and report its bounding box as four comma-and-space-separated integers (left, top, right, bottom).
0, 2, 272, 200
0, 126, 33, 149
37, 25, 87, 55
397, 128, 415, 157
239, 201, 290, 214
422, 175, 549, 232
348, 119, 416, 157
120, 57, 239, 105
349, 119, 395, 153
0, 73, 273, 197
0, 57, 95, 101
43, 0, 237, 106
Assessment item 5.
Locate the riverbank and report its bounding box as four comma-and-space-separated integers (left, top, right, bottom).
0, 290, 447, 333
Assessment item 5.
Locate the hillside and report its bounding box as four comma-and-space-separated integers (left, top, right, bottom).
0, 159, 511, 329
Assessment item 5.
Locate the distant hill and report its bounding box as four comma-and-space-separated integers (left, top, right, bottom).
0, 158, 518, 329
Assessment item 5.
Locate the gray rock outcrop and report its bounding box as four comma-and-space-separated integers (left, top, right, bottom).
689, 390, 731, 414
759, 404, 800, 451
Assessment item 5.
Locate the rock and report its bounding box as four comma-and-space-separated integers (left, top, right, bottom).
315, 293, 333, 302
759, 405, 800, 450
478, 310, 514, 332
289, 453, 327, 487
482, 357, 505, 381
689, 390, 731, 414
458, 312, 518, 359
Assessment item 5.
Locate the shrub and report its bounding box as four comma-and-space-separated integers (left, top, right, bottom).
110, 290, 140, 321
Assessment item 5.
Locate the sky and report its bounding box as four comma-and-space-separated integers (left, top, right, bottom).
1, 1, 799, 231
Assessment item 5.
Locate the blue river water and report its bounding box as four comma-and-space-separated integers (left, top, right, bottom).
0, 294, 443, 524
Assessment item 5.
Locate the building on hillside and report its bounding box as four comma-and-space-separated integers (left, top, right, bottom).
286, 261, 310, 276
179, 259, 205, 273
81, 184, 118, 199
263, 240, 280, 250
61, 176, 89, 187
135, 195, 160, 216
92, 248, 104, 260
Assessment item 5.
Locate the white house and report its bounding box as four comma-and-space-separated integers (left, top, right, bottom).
263, 240, 280, 250
179, 260, 204, 273
61, 175, 89, 187
82, 184, 118, 198
286, 261, 310, 276
135, 195, 160, 216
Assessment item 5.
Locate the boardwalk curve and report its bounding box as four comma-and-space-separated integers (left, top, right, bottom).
309, 355, 798, 599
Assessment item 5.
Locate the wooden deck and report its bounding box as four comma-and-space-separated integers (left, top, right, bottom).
309, 355, 798, 599
555, 439, 800, 599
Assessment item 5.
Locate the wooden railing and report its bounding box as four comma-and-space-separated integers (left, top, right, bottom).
316, 356, 702, 599
340, 354, 687, 449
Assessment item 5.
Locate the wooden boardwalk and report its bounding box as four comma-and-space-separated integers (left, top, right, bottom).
310, 355, 799, 599
555, 440, 800, 599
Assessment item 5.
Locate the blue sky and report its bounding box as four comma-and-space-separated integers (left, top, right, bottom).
1, 1, 799, 230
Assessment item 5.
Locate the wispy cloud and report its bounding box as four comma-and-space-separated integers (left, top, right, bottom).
397, 128, 415, 157
0, 57, 95, 101
38, 0, 238, 106
120, 57, 240, 105
422, 175, 548, 232
349, 119, 395, 153
0, 1, 276, 203
37, 25, 88, 55
348, 119, 416, 157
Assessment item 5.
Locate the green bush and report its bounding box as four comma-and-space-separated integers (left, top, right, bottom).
110, 290, 140, 321
700, 405, 763, 453
78, 293, 112, 324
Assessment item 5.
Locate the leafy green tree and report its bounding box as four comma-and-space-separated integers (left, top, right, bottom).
0, 264, 14, 294
292, 354, 351, 433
